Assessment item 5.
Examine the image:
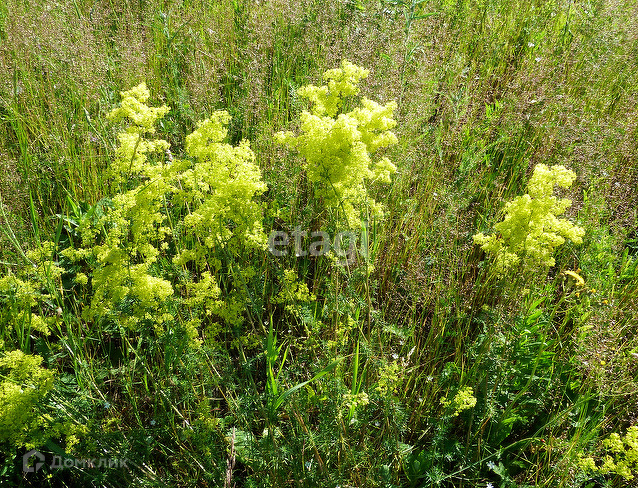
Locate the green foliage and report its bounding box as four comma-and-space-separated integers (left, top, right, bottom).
474, 163, 585, 274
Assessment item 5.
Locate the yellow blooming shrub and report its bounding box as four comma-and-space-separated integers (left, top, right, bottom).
106, 82, 170, 182
0, 350, 54, 447
0, 242, 63, 340
177, 111, 268, 256
62, 83, 267, 336
473, 164, 585, 274
275, 60, 398, 227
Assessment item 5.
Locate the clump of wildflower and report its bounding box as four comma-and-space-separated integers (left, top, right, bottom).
179, 111, 268, 253
376, 360, 401, 396
0, 275, 52, 336
441, 386, 477, 417
60, 83, 267, 335
106, 83, 170, 182
0, 350, 54, 447
343, 391, 370, 410
272, 269, 316, 317
579, 426, 638, 481
474, 164, 585, 275
275, 60, 398, 227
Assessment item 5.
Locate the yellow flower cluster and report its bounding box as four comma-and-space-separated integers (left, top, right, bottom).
0, 350, 54, 447
440, 386, 477, 417
275, 60, 398, 227
272, 269, 316, 317
0, 273, 55, 338
579, 426, 638, 480
64, 84, 267, 335
376, 360, 401, 396
342, 391, 370, 410
106, 83, 170, 182
178, 111, 267, 254
473, 164, 585, 274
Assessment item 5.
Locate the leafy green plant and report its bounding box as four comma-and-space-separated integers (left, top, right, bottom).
265, 318, 342, 418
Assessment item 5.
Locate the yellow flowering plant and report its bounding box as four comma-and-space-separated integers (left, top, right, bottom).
473, 164, 585, 275
275, 60, 398, 228
440, 386, 477, 417
62, 83, 267, 335
579, 426, 638, 481
0, 350, 54, 448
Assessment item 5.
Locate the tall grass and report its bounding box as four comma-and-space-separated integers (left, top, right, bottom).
1, 0, 637, 486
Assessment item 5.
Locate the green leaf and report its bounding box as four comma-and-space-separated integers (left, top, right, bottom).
273, 357, 343, 411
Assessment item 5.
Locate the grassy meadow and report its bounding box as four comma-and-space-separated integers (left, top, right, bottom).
1, 0, 638, 486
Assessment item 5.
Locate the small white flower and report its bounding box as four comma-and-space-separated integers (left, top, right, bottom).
150, 420, 156, 426
535, 57, 542, 62
528, 42, 535, 48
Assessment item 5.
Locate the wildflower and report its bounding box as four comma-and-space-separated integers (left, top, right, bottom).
104, 402, 111, 409
473, 164, 584, 275
275, 60, 398, 227
441, 386, 477, 417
